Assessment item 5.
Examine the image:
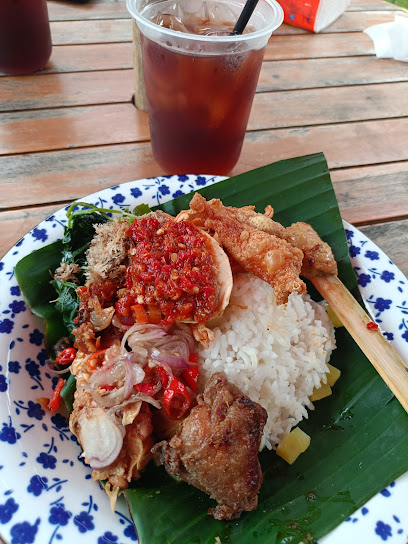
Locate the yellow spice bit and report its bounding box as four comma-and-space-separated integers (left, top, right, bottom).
326, 363, 341, 387
276, 427, 311, 465
310, 382, 332, 402
326, 305, 343, 328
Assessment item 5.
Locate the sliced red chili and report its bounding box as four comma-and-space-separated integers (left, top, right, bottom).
101, 384, 115, 391
55, 347, 77, 366
132, 304, 149, 324
157, 365, 170, 389
116, 296, 132, 317
181, 366, 199, 392
86, 349, 108, 373
163, 377, 191, 420
47, 378, 66, 411
135, 382, 157, 396
148, 304, 161, 325
367, 321, 379, 331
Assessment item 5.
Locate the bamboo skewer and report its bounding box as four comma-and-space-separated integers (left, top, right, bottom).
312, 274, 408, 414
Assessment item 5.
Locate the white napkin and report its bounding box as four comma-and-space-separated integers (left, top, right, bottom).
364, 14, 408, 62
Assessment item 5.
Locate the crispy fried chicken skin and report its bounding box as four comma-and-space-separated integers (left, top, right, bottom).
155, 372, 268, 520
179, 195, 338, 299
283, 222, 338, 278
186, 194, 306, 304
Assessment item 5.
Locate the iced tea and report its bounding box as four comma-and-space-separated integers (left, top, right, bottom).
142, 26, 264, 174
127, 0, 283, 174
0, 0, 52, 75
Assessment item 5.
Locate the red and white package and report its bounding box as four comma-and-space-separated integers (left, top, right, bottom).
277, 0, 350, 33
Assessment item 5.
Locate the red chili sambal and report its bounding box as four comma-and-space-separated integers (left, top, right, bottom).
124, 216, 217, 325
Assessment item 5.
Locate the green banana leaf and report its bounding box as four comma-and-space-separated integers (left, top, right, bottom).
14, 239, 68, 354
14, 153, 408, 544
124, 154, 408, 543
385, 0, 408, 8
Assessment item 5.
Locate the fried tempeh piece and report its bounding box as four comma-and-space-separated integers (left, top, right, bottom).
156, 373, 267, 520
188, 194, 305, 304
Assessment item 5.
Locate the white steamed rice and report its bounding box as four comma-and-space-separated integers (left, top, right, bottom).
197, 273, 336, 450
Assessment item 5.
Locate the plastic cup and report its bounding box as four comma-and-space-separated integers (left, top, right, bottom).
0, 0, 52, 76
127, 0, 283, 175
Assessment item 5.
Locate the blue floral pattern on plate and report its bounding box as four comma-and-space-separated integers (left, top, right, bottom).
343, 220, 408, 363
0, 176, 407, 544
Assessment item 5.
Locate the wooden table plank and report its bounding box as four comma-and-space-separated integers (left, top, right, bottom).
0, 31, 374, 80
0, 70, 134, 111
0, 35, 388, 87
45, 10, 401, 46
0, 0, 406, 282
50, 19, 132, 45
47, 0, 129, 21
331, 162, 408, 225
250, 82, 408, 130
1, 120, 407, 211
239, 118, 408, 171
1, 81, 407, 154
0, 143, 156, 211
6, 55, 405, 114
3, 61, 407, 128
46, 0, 401, 24
265, 32, 375, 60
45, 43, 133, 73
2, 150, 407, 225
0, 33, 376, 79
46, 0, 400, 22
259, 56, 408, 92
0, 103, 149, 155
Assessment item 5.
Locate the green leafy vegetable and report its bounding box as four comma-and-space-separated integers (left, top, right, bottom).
52, 207, 110, 335
133, 203, 152, 216
15, 202, 146, 349
16, 201, 153, 411
60, 373, 77, 413
15, 240, 67, 354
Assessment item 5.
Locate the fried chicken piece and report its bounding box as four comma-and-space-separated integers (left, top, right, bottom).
224, 204, 285, 238
283, 222, 338, 278
156, 373, 267, 520
188, 194, 305, 304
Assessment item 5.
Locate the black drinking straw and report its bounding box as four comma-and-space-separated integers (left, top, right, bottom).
231, 0, 260, 35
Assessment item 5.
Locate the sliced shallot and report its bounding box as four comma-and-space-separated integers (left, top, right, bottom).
89, 354, 145, 408
151, 350, 189, 370
79, 413, 124, 470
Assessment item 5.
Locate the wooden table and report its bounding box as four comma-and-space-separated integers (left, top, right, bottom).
0, 0, 407, 276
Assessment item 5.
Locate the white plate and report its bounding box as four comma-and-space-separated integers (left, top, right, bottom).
0, 176, 407, 544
